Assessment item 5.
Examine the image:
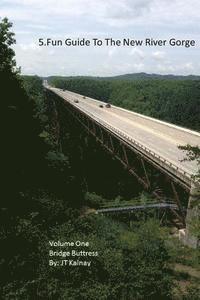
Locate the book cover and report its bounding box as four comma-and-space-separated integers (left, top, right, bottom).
1, 1, 199, 299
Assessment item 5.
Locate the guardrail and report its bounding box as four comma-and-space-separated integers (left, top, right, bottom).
47, 87, 193, 188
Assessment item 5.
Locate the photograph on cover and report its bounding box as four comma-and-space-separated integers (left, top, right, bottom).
1, 0, 200, 299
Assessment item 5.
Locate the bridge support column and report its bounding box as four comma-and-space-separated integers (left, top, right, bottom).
179, 182, 199, 248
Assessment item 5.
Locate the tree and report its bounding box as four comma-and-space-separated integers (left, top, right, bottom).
178, 144, 200, 183
178, 144, 200, 241
0, 17, 17, 73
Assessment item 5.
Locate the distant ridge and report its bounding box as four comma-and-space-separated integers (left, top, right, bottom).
46, 72, 200, 81
107, 72, 200, 81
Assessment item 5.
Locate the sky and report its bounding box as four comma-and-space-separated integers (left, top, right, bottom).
0, 0, 200, 76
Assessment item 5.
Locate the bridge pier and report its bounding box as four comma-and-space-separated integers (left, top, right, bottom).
179, 182, 200, 248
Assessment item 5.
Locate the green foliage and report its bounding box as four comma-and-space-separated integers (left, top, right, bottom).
84, 192, 104, 208
178, 144, 200, 182
166, 237, 200, 268
182, 282, 200, 300
178, 144, 200, 239
0, 17, 17, 73
46, 151, 69, 169
2, 215, 173, 299
123, 223, 173, 299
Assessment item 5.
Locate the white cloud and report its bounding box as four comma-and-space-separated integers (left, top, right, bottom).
108, 47, 117, 57
129, 48, 145, 59
19, 42, 41, 52
152, 51, 165, 60
181, 62, 194, 72
157, 63, 175, 73
1, 0, 200, 76
1, 0, 200, 27
156, 61, 195, 75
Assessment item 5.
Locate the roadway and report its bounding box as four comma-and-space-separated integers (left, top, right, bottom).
46, 86, 200, 178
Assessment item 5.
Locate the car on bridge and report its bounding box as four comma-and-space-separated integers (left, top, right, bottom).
105, 103, 111, 108
99, 104, 104, 108
74, 99, 79, 103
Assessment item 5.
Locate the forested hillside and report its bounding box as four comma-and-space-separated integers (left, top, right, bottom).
1, 71, 175, 299
48, 72, 200, 81
49, 77, 200, 131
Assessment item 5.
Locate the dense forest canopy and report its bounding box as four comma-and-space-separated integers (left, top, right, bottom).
49, 77, 200, 131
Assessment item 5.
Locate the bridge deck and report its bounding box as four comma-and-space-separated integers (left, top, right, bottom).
47, 86, 200, 180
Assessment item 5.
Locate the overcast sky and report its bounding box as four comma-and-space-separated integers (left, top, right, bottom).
1, 0, 200, 76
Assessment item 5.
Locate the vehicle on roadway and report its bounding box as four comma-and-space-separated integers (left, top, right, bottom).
74, 99, 79, 103
105, 103, 111, 108
99, 104, 104, 108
